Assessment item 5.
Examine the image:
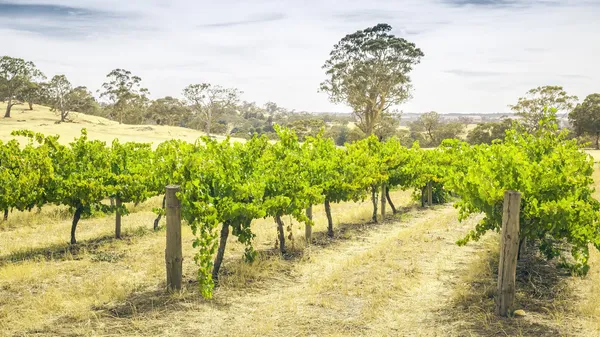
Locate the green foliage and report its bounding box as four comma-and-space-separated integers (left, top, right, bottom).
100, 68, 149, 124
447, 117, 600, 272
320, 23, 424, 136
183, 83, 241, 135
67, 86, 102, 116
146, 96, 191, 126
569, 93, 600, 149
179, 135, 269, 298
0, 133, 55, 216
509, 86, 578, 132
47, 74, 73, 122
409, 112, 465, 147
467, 119, 513, 145
106, 140, 154, 216
0, 55, 45, 117
259, 125, 323, 220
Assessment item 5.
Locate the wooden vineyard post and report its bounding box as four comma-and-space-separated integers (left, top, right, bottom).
305, 206, 313, 244
115, 197, 122, 239
496, 190, 521, 316
165, 185, 183, 291
427, 181, 433, 207
381, 184, 386, 220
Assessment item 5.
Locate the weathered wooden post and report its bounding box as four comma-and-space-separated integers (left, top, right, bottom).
427, 181, 433, 206
380, 184, 386, 220
305, 206, 313, 243
165, 185, 182, 291
115, 197, 122, 239
496, 190, 521, 316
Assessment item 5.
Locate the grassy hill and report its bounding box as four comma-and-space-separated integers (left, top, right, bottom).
0, 102, 242, 146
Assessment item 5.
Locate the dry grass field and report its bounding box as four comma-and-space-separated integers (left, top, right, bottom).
0, 102, 236, 146
2, 106, 600, 336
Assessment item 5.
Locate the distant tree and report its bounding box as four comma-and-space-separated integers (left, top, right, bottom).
183, 83, 241, 136
569, 93, 600, 149
320, 23, 424, 136
146, 96, 190, 126
324, 124, 350, 146
67, 86, 102, 116
99, 68, 149, 124
411, 111, 440, 143
410, 111, 465, 146
434, 122, 465, 142
47, 75, 73, 122
19, 80, 45, 110
239, 101, 266, 119
458, 116, 473, 125
373, 113, 402, 141
346, 127, 366, 143
287, 118, 326, 141
0, 56, 44, 117
264, 101, 283, 115
509, 85, 578, 131
467, 119, 513, 145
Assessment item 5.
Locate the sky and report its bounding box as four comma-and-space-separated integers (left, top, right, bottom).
0, 0, 598, 114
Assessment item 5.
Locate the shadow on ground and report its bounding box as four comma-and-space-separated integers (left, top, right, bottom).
0, 226, 156, 266
442, 242, 583, 336
94, 204, 425, 321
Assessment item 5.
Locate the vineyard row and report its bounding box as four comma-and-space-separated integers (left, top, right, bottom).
1, 118, 599, 298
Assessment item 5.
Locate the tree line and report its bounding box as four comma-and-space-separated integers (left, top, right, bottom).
2, 109, 599, 297
3, 23, 599, 149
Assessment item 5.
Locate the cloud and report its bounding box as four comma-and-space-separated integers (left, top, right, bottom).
0, 2, 110, 18
439, 0, 564, 8
332, 9, 396, 22
198, 12, 286, 29
0, 0, 597, 114
0, 1, 139, 38
440, 0, 520, 7
444, 69, 507, 77
559, 74, 591, 80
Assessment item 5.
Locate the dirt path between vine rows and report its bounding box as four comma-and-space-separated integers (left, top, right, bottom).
82, 205, 492, 337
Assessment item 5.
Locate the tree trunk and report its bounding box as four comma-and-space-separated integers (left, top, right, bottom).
153, 195, 166, 230
371, 186, 378, 223
275, 215, 286, 254
115, 197, 122, 239
305, 206, 312, 243
324, 199, 334, 238
71, 206, 83, 244
596, 133, 599, 150
421, 186, 426, 207
4, 98, 12, 118
212, 222, 230, 284
3, 209, 8, 221
205, 109, 212, 136
385, 188, 397, 214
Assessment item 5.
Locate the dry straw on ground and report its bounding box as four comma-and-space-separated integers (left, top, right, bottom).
2, 105, 600, 336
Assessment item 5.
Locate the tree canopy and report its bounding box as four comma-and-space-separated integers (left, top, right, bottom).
320, 23, 424, 136
0, 56, 44, 118
183, 83, 241, 135
509, 85, 578, 131
569, 93, 600, 148
47, 75, 73, 122
99, 69, 149, 124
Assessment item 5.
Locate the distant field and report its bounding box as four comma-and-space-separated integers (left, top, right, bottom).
0, 102, 241, 146
586, 149, 600, 162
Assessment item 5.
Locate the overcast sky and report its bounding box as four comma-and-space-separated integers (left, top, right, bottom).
0, 0, 598, 113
